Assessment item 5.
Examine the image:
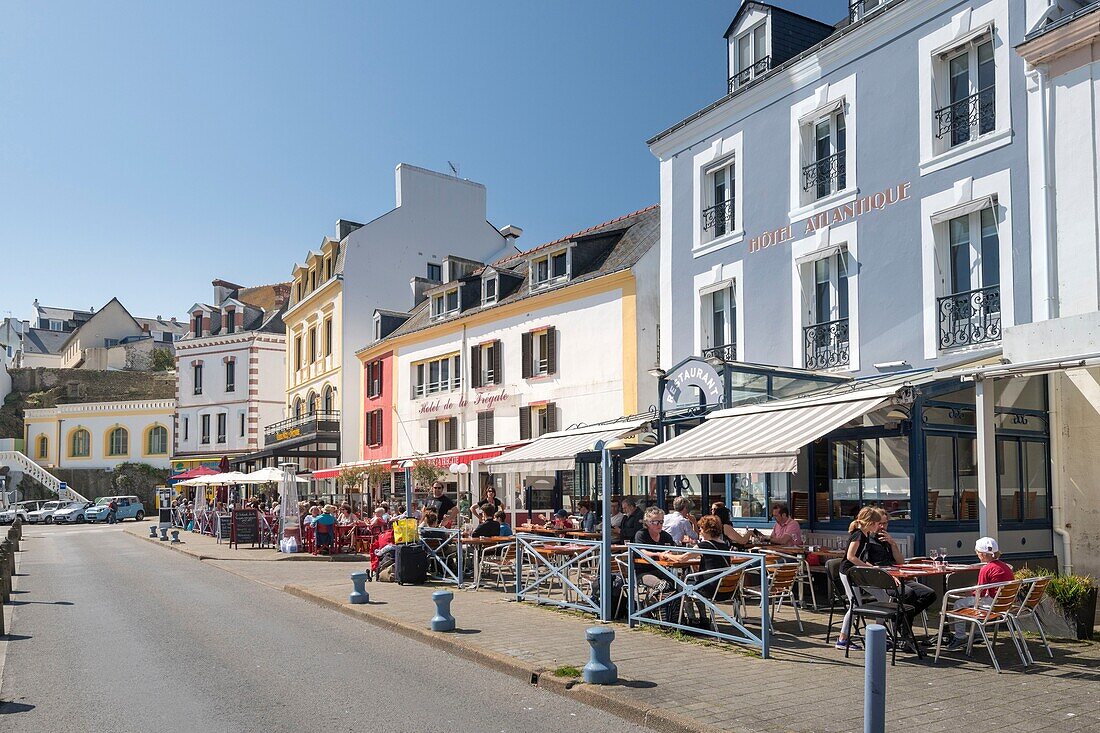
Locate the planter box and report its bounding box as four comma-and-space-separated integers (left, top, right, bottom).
1016, 591, 1098, 641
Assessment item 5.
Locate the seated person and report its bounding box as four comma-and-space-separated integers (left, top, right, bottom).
547, 509, 575, 530
494, 510, 513, 537
336, 504, 356, 526
680, 515, 736, 621
710, 503, 751, 546
764, 502, 803, 546
619, 497, 643, 542
471, 504, 503, 537
313, 505, 337, 554
632, 506, 680, 620
662, 496, 698, 545
609, 499, 624, 537
368, 507, 387, 529
303, 505, 322, 527
371, 526, 397, 579
944, 537, 1014, 651
576, 500, 597, 533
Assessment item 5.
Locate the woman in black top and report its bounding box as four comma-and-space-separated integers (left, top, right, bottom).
682, 515, 737, 621
483, 486, 504, 511
631, 506, 678, 620
709, 502, 751, 546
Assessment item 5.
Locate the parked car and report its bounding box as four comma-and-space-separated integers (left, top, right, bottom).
52, 501, 94, 524
0, 500, 50, 525
84, 495, 145, 523
26, 500, 70, 524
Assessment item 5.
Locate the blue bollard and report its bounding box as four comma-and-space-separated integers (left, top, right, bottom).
349, 571, 369, 604
583, 627, 618, 684
864, 624, 887, 733
430, 590, 455, 632
149, 526, 158, 538
170, 530, 181, 544
159, 527, 169, 541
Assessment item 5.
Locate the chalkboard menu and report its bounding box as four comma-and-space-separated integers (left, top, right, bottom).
216, 514, 232, 542
230, 508, 259, 548
158, 508, 172, 525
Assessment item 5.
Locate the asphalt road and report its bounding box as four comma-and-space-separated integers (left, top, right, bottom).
0, 523, 648, 733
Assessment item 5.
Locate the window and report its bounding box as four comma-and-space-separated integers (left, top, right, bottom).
47, 319, 63, 331
477, 411, 494, 446
937, 38, 995, 149
818, 436, 911, 521
522, 328, 556, 378
36, 435, 48, 459
482, 277, 498, 305
938, 208, 1000, 350
324, 318, 333, 356
216, 413, 227, 444
365, 409, 383, 447
325, 257, 332, 280
366, 360, 384, 398
293, 399, 303, 419
70, 428, 90, 458
146, 426, 168, 455
702, 159, 735, 240
427, 262, 442, 281
997, 438, 1049, 523
296, 281, 303, 302
801, 251, 850, 370
295, 336, 302, 371
731, 473, 789, 519
431, 287, 460, 320
193, 363, 203, 395
926, 433, 978, 522
413, 353, 461, 397
427, 417, 457, 453
801, 108, 846, 203
730, 23, 768, 91
107, 427, 129, 457
225, 360, 235, 392
239, 412, 245, 438
470, 340, 502, 388
373, 314, 382, 342
519, 403, 557, 440
309, 327, 317, 363
701, 284, 736, 357
309, 269, 316, 291
531, 250, 569, 289
322, 385, 334, 413
183, 417, 188, 441
201, 415, 211, 445
307, 392, 317, 415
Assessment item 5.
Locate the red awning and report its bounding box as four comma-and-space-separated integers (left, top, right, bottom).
168, 466, 220, 480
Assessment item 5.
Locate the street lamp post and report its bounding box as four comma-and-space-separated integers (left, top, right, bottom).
595, 437, 626, 622
402, 460, 414, 514
648, 366, 668, 511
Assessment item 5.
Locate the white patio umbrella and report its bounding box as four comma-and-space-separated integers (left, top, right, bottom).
243, 466, 308, 484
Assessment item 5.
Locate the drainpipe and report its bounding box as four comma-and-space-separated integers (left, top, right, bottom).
1049, 374, 1073, 574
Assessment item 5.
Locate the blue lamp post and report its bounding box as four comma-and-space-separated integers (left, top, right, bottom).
594, 437, 626, 622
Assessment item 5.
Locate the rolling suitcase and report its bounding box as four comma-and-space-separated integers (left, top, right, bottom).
394, 543, 429, 585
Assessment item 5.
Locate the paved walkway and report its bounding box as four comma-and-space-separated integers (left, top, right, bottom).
125, 525, 1100, 733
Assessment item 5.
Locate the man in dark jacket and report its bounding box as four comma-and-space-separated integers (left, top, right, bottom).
619, 497, 643, 541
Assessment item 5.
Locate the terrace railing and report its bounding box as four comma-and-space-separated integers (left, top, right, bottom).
514, 534, 602, 615
937, 285, 1001, 350
803, 318, 849, 370
728, 56, 771, 93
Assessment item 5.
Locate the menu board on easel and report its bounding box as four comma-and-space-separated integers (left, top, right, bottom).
230, 508, 259, 548
216, 514, 232, 543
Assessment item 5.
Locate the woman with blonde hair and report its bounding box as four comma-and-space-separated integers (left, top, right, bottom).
834, 506, 886, 650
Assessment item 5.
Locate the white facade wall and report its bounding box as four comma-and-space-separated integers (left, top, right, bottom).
24, 399, 175, 470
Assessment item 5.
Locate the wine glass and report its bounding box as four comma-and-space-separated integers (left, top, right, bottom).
936, 547, 948, 567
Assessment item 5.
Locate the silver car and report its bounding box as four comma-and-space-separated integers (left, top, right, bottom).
0, 500, 48, 525
26, 500, 68, 524
52, 501, 94, 524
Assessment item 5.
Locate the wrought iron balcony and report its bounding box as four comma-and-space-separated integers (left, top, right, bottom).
937, 285, 1001, 350
701, 343, 737, 363
849, 0, 887, 23
701, 199, 734, 236
935, 87, 995, 145
804, 318, 849, 370
802, 152, 846, 195
728, 56, 771, 93
264, 410, 341, 446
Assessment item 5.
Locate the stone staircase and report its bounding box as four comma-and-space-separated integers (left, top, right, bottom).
0, 450, 89, 503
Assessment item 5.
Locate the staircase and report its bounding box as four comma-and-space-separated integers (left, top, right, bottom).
0, 451, 89, 503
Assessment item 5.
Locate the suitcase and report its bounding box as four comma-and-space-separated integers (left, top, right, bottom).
394, 543, 429, 585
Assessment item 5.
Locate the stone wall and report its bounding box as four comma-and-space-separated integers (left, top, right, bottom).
10, 367, 176, 403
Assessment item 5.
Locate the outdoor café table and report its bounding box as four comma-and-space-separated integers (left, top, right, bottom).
462, 536, 512, 589
516, 524, 569, 537
565, 530, 601, 539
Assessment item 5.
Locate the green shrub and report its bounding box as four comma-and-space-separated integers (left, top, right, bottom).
1014, 567, 1096, 611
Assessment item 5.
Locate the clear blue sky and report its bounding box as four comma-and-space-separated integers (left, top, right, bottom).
0, 0, 846, 322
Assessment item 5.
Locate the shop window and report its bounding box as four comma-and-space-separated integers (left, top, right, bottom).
926, 433, 978, 522
997, 437, 1049, 523
818, 436, 911, 522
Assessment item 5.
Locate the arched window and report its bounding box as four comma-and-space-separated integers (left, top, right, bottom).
146, 425, 168, 455
322, 385, 334, 413
36, 435, 48, 460
294, 398, 303, 419
107, 427, 129, 457
70, 428, 90, 458
307, 391, 317, 415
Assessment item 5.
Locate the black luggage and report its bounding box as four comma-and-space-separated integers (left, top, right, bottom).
394, 543, 429, 585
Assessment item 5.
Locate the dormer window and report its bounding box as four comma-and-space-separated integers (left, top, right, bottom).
482, 276, 498, 306
730, 23, 768, 92
431, 287, 459, 320
191, 313, 203, 335
427, 263, 442, 282
531, 250, 569, 290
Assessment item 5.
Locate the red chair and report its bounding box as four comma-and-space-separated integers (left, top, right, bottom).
314, 523, 335, 555
300, 523, 316, 554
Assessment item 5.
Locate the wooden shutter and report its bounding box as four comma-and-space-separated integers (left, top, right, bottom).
428, 419, 439, 453
546, 327, 558, 375
470, 345, 482, 389
521, 332, 532, 378
376, 361, 384, 397
364, 412, 371, 445
545, 402, 558, 433
374, 410, 383, 445
491, 340, 503, 385
519, 406, 531, 440
478, 411, 493, 446
446, 416, 458, 451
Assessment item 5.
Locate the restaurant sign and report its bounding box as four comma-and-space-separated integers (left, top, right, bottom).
662, 358, 724, 411
419, 388, 511, 415
748, 182, 911, 254
274, 427, 302, 442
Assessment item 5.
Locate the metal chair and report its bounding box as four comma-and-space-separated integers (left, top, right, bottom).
824, 558, 849, 643
845, 567, 921, 666
935, 579, 1027, 673
479, 542, 517, 588
1008, 575, 1053, 664
678, 567, 745, 631
744, 562, 802, 632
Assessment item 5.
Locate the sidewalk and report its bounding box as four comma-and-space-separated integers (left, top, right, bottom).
125, 525, 1100, 733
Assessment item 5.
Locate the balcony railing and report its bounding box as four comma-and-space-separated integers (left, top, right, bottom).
935, 87, 995, 145
804, 318, 850, 370
849, 0, 887, 23
937, 285, 1001, 350
701, 199, 734, 236
702, 343, 737, 363
802, 152, 846, 195
728, 56, 771, 93
264, 410, 341, 446
414, 378, 461, 398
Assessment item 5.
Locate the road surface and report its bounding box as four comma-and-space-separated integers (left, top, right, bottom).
0, 523, 648, 733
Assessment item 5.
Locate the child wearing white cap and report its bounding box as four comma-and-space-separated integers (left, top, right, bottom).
945, 537, 1015, 650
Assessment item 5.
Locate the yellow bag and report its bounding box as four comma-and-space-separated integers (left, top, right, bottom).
392, 518, 420, 544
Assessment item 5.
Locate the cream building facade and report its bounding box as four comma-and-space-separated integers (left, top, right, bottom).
23, 399, 175, 470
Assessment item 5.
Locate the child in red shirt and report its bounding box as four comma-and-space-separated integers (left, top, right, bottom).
946, 537, 1014, 649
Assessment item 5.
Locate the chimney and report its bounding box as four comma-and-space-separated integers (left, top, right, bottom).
273, 283, 291, 308
410, 277, 435, 308
499, 225, 523, 249
212, 279, 243, 305
335, 219, 364, 241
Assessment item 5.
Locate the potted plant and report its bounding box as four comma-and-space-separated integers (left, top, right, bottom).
1016, 568, 1097, 640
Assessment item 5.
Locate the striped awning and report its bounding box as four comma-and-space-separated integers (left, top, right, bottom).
626, 393, 890, 476
484, 419, 648, 474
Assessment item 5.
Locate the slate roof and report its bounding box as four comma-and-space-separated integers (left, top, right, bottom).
1023, 1, 1100, 42
375, 205, 659, 346
22, 328, 70, 355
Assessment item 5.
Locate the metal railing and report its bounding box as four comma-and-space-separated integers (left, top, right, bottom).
803, 318, 849, 370
626, 544, 770, 657
849, 0, 888, 23
935, 87, 995, 144
728, 56, 771, 93
701, 343, 737, 363
701, 199, 734, 236
937, 285, 1001, 350
802, 151, 846, 195
514, 534, 602, 615
420, 528, 464, 586
264, 410, 341, 444
414, 378, 461, 398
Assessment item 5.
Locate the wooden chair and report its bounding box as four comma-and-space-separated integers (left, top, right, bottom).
679, 567, 745, 631
1008, 575, 1053, 664
935, 580, 1027, 673
743, 563, 802, 632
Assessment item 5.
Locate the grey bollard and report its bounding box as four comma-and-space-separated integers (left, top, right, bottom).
149, 526, 158, 538
349, 571, 369, 604
159, 527, 169, 541
583, 627, 618, 684
0, 541, 11, 604
7, 527, 17, 554
12, 518, 21, 542
430, 590, 455, 632
864, 624, 887, 733
170, 530, 181, 543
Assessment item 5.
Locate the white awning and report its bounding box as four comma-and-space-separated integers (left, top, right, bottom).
930, 195, 996, 225
484, 419, 648, 474
626, 393, 891, 476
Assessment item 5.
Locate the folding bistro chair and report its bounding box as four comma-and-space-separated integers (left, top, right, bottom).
935, 579, 1026, 673
824, 558, 849, 643
743, 562, 802, 632
479, 542, 517, 589
678, 566, 745, 631
845, 567, 921, 665
1009, 575, 1053, 663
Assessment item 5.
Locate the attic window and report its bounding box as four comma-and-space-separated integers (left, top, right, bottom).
531, 249, 570, 290
483, 276, 498, 305
431, 287, 460, 320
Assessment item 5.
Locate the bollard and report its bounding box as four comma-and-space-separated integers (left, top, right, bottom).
6, 527, 17, 554
0, 541, 11, 604
864, 624, 887, 733
430, 590, 455, 632
349, 571, 369, 604
583, 627, 618, 684
159, 527, 169, 541
170, 530, 181, 543
149, 526, 158, 538
12, 517, 21, 542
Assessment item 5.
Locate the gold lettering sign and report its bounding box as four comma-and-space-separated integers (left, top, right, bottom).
275, 427, 302, 441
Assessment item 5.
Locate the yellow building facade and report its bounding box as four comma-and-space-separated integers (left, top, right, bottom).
284, 237, 342, 421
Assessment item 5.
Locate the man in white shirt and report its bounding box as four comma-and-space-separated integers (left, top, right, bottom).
662, 496, 698, 544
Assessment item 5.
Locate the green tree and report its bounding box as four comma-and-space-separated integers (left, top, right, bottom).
150, 348, 175, 372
